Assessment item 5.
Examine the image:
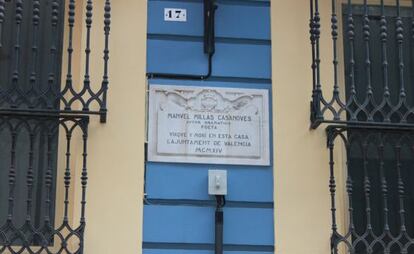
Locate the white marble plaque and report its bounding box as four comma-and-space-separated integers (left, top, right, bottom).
148, 85, 270, 166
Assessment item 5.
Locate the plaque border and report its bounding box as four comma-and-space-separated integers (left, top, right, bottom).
147, 84, 271, 166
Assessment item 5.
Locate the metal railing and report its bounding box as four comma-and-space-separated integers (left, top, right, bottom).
327, 126, 414, 254
0, 0, 111, 253
0, 0, 111, 123
0, 115, 89, 254
310, 0, 414, 129
310, 1, 414, 253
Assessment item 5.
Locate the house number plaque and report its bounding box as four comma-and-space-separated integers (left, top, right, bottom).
148, 85, 270, 166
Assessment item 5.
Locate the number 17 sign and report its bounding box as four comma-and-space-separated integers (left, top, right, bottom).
164, 8, 187, 22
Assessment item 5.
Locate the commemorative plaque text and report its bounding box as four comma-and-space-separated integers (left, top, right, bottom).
148, 85, 270, 165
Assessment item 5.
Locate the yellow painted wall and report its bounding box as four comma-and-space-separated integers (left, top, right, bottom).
272, 1, 335, 254
79, 1, 147, 253
79, 0, 337, 253
0, 0, 358, 253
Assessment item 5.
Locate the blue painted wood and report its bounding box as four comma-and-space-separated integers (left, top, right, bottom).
145, 81, 273, 202
144, 0, 274, 251
143, 205, 274, 246
147, 0, 270, 40
147, 39, 271, 79
146, 80, 274, 159
145, 162, 273, 202
144, 250, 273, 254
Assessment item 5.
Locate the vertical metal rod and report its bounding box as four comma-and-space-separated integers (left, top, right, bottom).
329, 141, 337, 233
412, 0, 414, 45
396, 0, 406, 98
11, 0, 23, 108
29, 0, 41, 108
347, 0, 357, 120
63, 0, 76, 111
0, 0, 5, 48
80, 130, 88, 224
378, 139, 390, 233
314, 0, 321, 94
77, 122, 88, 254
380, 0, 390, 123
362, 141, 373, 238
363, 0, 373, 98
310, 0, 323, 124
100, 0, 111, 123
331, 0, 339, 97
25, 132, 35, 222
310, 0, 316, 91
82, 0, 93, 111
7, 130, 17, 222
44, 131, 53, 228
328, 140, 338, 254
346, 160, 355, 236
395, 144, 407, 232
63, 132, 72, 222
46, 0, 60, 109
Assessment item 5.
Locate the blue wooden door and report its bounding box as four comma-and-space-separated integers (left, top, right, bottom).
144, 1, 274, 253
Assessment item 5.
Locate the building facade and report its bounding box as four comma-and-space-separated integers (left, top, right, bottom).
1, 0, 414, 254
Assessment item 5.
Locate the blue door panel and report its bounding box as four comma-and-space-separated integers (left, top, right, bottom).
147, 39, 271, 79
145, 162, 273, 202
147, 39, 207, 75
215, 2, 270, 40
214, 42, 271, 78
144, 0, 274, 252
143, 205, 274, 245
144, 250, 273, 254
147, 0, 271, 40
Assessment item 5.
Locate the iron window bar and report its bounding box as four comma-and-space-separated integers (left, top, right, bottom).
327, 125, 414, 254
0, 0, 111, 123
0, 0, 111, 253
310, 1, 414, 253
310, 0, 414, 129
0, 114, 89, 254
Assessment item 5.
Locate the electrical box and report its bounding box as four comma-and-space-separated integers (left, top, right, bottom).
208, 170, 227, 196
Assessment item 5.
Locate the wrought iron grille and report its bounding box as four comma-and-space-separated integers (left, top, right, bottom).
0, 0, 111, 253
0, 0, 111, 123
328, 126, 414, 254
0, 115, 89, 254
310, 1, 414, 253
310, 0, 414, 128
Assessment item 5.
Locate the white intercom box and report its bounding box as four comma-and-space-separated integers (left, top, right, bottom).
208, 170, 227, 196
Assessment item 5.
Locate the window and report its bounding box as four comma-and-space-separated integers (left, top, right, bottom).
0, 0, 65, 110
0, 0, 111, 252
309, 0, 414, 253
0, 0, 64, 245
342, 4, 414, 253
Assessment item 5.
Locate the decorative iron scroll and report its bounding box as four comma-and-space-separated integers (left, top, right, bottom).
310, 0, 414, 128
0, 115, 89, 254
327, 126, 414, 254
0, 0, 111, 123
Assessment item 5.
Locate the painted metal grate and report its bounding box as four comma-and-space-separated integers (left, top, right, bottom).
328, 126, 414, 254
0, 0, 111, 253
310, 0, 414, 128
0, 0, 111, 122
310, 1, 414, 253
0, 115, 89, 254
